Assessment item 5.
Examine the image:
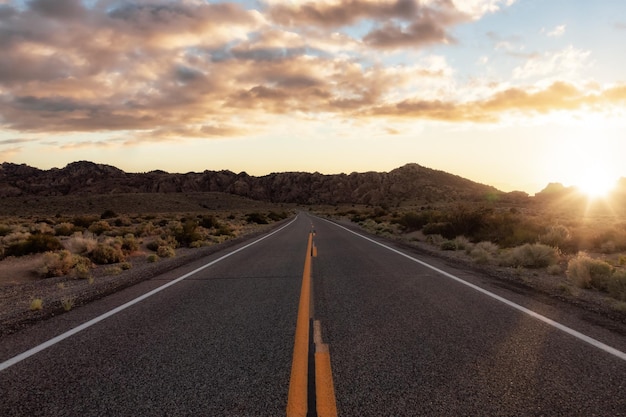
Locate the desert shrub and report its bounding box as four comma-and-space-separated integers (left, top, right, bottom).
157, 245, 176, 258
453, 236, 472, 251
54, 222, 75, 236
31, 222, 54, 235
267, 211, 289, 221
539, 225, 570, 248
425, 234, 445, 246
70, 256, 93, 279
38, 250, 76, 277
121, 234, 139, 253
175, 220, 202, 247
113, 216, 132, 227
422, 222, 454, 237
65, 233, 98, 255
469, 241, 499, 265
146, 239, 163, 252
6, 233, 64, 257
90, 243, 126, 264
396, 211, 440, 232
440, 240, 458, 251
100, 209, 118, 219
136, 221, 158, 237
88, 220, 111, 235
146, 254, 159, 263
214, 224, 234, 237
547, 264, 562, 275
502, 243, 559, 269
567, 254, 613, 291
608, 270, 626, 301
72, 215, 99, 229
199, 215, 220, 229
246, 212, 268, 224
0, 224, 13, 237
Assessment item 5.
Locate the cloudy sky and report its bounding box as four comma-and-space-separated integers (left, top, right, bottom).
1, 0, 625, 194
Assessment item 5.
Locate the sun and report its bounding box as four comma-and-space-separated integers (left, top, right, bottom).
574, 168, 616, 199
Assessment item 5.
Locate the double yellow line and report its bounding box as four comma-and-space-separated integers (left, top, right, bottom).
287, 233, 337, 417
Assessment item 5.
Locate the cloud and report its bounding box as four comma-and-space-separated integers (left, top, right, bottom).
513, 46, 591, 81
368, 81, 626, 122
0, 0, 621, 143
546, 24, 566, 37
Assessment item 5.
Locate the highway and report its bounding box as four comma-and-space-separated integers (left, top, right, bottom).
1, 213, 626, 416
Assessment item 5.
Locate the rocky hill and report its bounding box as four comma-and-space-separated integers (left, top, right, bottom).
0, 161, 506, 205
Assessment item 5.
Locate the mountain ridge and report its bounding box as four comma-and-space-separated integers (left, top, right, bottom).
0, 161, 513, 205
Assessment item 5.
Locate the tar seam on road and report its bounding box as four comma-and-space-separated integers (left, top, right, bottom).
320, 218, 626, 363
0, 218, 298, 373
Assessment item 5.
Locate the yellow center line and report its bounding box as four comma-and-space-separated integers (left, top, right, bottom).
287, 231, 338, 417
314, 321, 338, 417
287, 233, 313, 417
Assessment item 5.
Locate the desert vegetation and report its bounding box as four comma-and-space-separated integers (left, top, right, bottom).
0, 192, 292, 286
325, 201, 626, 307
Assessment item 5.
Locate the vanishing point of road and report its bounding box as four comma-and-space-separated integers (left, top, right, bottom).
1, 213, 625, 416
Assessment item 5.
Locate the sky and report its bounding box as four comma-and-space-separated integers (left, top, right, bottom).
1, 0, 626, 195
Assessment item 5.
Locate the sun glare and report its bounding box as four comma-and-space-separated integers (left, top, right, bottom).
575, 168, 616, 199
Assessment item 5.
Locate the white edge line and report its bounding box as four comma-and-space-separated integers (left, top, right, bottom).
0, 217, 298, 372
320, 217, 626, 362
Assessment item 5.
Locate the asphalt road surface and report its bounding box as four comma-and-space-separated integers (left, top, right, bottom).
1, 213, 626, 416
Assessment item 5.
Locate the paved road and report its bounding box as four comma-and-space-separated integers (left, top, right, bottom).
312, 217, 626, 416
1, 213, 626, 416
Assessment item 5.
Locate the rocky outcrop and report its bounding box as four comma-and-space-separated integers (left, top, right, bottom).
0, 161, 507, 205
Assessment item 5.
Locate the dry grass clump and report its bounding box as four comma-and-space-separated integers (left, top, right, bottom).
565, 253, 626, 300
30, 298, 43, 311
38, 250, 93, 278
567, 253, 613, 290
468, 241, 499, 265
500, 243, 560, 269
90, 241, 126, 264
157, 245, 176, 258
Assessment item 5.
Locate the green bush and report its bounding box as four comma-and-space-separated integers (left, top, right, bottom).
6, 233, 64, 257
175, 220, 202, 247
567, 254, 613, 291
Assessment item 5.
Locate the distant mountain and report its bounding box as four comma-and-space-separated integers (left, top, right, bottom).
0, 161, 509, 205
